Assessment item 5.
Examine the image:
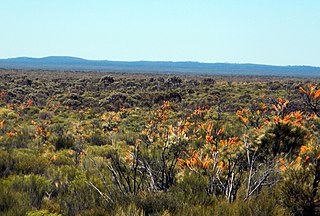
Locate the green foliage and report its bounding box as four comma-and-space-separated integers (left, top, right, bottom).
259, 123, 307, 159
87, 132, 106, 146
175, 192, 282, 216
135, 192, 182, 215
0, 174, 51, 214
26, 210, 62, 216
173, 173, 215, 205
280, 168, 320, 216
51, 133, 75, 150
10, 149, 49, 175
0, 185, 30, 216
112, 204, 144, 216
39, 110, 54, 120
57, 173, 103, 215
1, 70, 319, 215
0, 150, 11, 177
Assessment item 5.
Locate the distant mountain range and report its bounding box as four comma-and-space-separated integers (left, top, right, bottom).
0, 56, 320, 77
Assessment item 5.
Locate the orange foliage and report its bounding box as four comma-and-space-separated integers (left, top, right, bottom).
300, 84, 320, 101
219, 137, 239, 147
216, 128, 225, 136
0, 120, 5, 128
7, 131, 16, 137
162, 101, 171, 109
299, 86, 307, 94
236, 109, 249, 123
314, 90, 320, 99
206, 135, 213, 143
273, 111, 305, 126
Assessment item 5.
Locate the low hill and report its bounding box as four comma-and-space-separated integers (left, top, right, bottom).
0, 56, 319, 77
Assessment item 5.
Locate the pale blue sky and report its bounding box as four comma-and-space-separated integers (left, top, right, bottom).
1, 0, 320, 66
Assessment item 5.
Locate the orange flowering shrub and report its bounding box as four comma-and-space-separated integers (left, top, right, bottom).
299, 84, 320, 116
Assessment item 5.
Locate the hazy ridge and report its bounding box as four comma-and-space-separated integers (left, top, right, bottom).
1, 56, 319, 77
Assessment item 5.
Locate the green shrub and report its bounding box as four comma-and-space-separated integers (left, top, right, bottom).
56, 172, 106, 216
246, 188, 282, 216
259, 123, 307, 160
49, 149, 76, 166
21, 107, 40, 116
87, 132, 106, 146
0, 125, 34, 149
113, 204, 144, 216
0, 174, 51, 212
39, 110, 54, 120
51, 134, 75, 150
0, 150, 12, 177
280, 168, 320, 216
11, 149, 49, 175
134, 192, 182, 215
173, 173, 215, 205
0, 185, 30, 215
26, 209, 62, 216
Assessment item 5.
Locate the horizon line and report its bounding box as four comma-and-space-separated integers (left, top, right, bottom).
1, 55, 320, 68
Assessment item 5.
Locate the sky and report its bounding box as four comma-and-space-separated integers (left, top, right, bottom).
1, 0, 320, 66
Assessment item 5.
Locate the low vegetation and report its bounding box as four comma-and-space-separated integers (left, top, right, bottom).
0, 69, 319, 215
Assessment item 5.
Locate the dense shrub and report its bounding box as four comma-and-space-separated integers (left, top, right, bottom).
10, 149, 49, 175
281, 168, 320, 216
259, 123, 307, 160
0, 174, 51, 213
1, 69, 319, 215
135, 192, 182, 215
